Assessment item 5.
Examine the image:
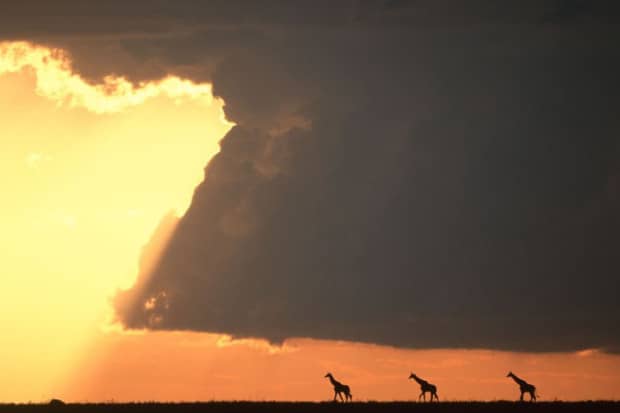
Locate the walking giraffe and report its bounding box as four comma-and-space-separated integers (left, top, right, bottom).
507, 371, 537, 402
324, 373, 353, 402
409, 373, 439, 402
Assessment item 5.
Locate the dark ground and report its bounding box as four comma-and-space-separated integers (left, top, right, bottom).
1, 401, 619, 413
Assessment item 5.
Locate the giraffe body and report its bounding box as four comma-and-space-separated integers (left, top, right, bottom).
507, 371, 537, 402
325, 373, 352, 402
409, 373, 439, 402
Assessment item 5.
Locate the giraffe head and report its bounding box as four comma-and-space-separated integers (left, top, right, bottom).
507, 371, 514, 378
409, 373, 415, 380
325, 373, 333, 378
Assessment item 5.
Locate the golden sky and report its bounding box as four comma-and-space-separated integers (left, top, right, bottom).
1, 41, 619, 403
0, 41, 231, 401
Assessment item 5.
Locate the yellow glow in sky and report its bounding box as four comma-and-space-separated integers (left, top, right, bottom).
0, 41, 232, 402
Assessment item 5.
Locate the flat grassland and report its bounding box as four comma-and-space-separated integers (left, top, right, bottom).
1, 401, 619, 413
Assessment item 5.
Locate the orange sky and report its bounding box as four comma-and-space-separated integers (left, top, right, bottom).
61, 332, 620, 402
1, 41, 619, 403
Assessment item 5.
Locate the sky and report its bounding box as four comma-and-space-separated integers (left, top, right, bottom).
1, 0, 620, 403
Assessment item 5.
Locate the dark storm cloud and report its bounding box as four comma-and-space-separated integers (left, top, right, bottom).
116, 14, 619, 352
3, 0, 617, 37
3, 1, 616, 81
542, 0, 620, 24
3, 2, 619, 352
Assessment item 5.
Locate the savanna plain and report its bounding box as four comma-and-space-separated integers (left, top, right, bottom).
2, 401, 620, 413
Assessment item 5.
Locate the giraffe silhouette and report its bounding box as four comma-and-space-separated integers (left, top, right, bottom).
325, 373, 352, 402
409, 373, 439, 402
507, 371, 537, 402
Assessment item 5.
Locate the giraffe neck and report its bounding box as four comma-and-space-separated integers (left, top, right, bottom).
412, 375, 425, 386
510, 374, 526, 386
328, 376, 339, 387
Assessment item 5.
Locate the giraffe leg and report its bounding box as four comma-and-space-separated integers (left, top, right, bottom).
520, 391, 524, 402
333, 391, 338, 402
339, 391, 345, 402
418, 392, 424, 401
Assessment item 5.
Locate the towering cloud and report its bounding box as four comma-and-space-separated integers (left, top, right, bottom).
114, 8, 620, 352
3, 1, 619, 352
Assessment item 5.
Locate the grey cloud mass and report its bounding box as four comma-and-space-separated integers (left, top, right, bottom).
4, 1, 620, 352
